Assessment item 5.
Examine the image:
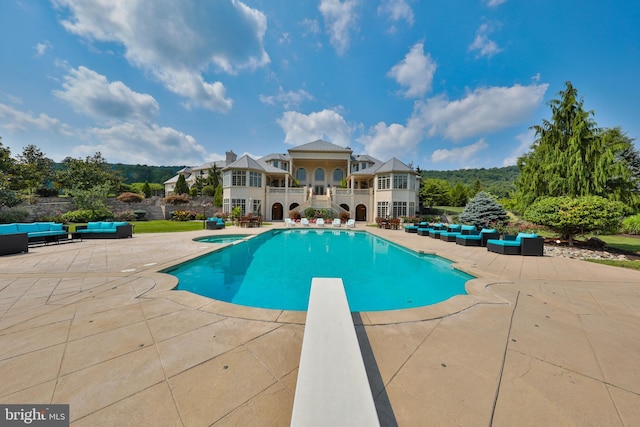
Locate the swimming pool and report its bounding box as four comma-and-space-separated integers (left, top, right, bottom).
167, 229, 473, 312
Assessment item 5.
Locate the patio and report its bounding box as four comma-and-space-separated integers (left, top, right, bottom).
1, 225, 639, 426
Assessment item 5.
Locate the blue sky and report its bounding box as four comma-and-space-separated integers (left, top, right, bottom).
1, 0, 638, 170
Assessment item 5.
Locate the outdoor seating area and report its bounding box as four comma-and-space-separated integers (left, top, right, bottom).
238, 215, 262, 228
75, 221, 133, 239
206, 217, 226, 230
376, 217, 401, 230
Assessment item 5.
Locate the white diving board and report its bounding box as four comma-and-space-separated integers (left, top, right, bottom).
291, 278, 380, 427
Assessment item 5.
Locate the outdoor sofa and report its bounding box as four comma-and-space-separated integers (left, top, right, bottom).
456, 228, 499, 247
75, 221, 133, 239
0, 226, 29, 255
206, 217, 226, 230
486, 232, 544, 256
1, 222, 70, 249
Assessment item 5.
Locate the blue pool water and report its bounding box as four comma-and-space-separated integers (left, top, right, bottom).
167, 229, 473, 312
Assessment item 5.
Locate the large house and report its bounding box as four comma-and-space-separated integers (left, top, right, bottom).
164, 140, 420, 222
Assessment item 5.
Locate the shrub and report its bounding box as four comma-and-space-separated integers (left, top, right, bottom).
163, 194, 190, 205
339, 211, 350, 222
171, 210, 197, 221
202, 185, 215, 196
35, 212, 64, 223
116, 192, 144, 203
524, 196, 626, 245
61, 208, 113, 223
459, 191, 509, 228
290, 211, 301, 220
304, 207, 316, 219
0, 208, 29, 224
621, 214, 640, 235
113, 211, 137, 221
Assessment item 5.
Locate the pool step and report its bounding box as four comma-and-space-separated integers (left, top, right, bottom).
291, 278, 380, 426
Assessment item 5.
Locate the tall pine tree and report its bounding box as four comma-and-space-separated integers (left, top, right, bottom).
515, 82, 633, 210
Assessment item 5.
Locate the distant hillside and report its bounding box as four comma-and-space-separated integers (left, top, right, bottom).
108, 163, 185, 185
420, 165, 520, 198
52, 162, 185, 185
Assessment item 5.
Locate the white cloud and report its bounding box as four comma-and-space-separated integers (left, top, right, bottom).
502, 129, 535, 166
378, 0, 414, 30
53, 66, 159, 123
52, 0, 269, 112
34, 41, 52, 57
318, 0, 359, 55
486, 0, 506, 7
418, 83, 548, 140
469, 23, 502, 58
387, 42, 436, 98
431, 139, 489, 163
357, 114, 424, 161
277, 109, 352, 146
259, 87, 314, 109
0, 103, 73, 135
85, 122, 209, 165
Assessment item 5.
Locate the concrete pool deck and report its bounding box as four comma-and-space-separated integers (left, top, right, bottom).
0, 224, 639, 426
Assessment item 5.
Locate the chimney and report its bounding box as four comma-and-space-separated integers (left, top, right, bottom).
225, 150, 237, 165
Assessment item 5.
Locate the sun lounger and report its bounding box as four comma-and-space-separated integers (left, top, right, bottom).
316, 218, 325, 227
301, 218, 310, 226
455, 228, 499, 246
346, 219, 355, 228
332, 218, 341, 227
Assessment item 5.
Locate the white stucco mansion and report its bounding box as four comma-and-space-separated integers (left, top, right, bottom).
164, 140, 421, 222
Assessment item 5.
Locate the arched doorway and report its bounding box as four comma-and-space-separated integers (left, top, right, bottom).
272, 203, 283, 221
356, 204, 367, 221
289, 202, 300, 210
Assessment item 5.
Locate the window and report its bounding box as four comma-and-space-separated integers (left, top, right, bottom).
231, 198, 246, 215
361, 162, 367, 170
377, 201, 389, 218
252, 199, 261, 214
352, 163, 359, 172
392, 201, 407, 218
409, 175, 416, 191
223, 198, 230, 213
333, 168, 344, 182
409, 202, 415, 217
223, 171, 230, 187
272, 160, 279, 168
232, 171, 246, 186
393, 174, 408, 189
249, 171, 262, 187
314, 168, 325, 181
296, 168, 306, 181
377, 175, 390, 190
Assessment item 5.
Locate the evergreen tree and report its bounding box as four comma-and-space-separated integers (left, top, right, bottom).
516, 82, 633, 210
0, 138, 21, 209
16, 144, 54, 200
213, 185, 223, 207
459, 191, 509, 228
449, 182, 468, 207
174, 174, 190, 195
420, 178, 451, 207
142, 181, 152, 198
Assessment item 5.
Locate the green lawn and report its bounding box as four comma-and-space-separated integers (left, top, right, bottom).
131, 220, 211, 233
586, 259, 640, 271
592, 235, 640, 254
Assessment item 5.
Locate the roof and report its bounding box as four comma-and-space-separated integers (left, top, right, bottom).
288, 139, 352, 153
224, 154, 265, 171
371, 157, 416, 174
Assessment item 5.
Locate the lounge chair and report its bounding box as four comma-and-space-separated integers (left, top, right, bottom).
486, 233, 544, 256
455, 228, 499, 247
417, 223, 445, 237
440, 224, 475, 242
346, 219, 355, 228
285, 218, 296, 227
332, 218, 341, 227
316, 218, 325, 227
301, 218, 310, 227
